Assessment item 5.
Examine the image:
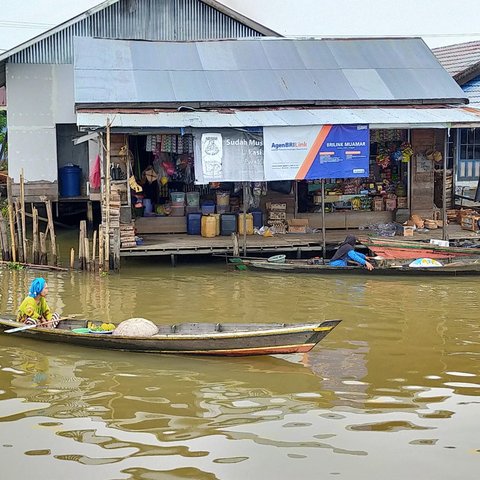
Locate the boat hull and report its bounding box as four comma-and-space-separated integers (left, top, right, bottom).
0, 318, 341, 356
247, 261, 480, 276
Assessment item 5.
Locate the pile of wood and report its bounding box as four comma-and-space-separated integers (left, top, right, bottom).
103, 186, 121, 229
266, 202, 287, 234
120, 223, 136, 248
404, 213, 444, 231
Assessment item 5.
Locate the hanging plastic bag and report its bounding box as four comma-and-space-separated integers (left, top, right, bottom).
89, 155, 101, 189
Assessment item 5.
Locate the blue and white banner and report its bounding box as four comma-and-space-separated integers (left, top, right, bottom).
264, 125, 370, 180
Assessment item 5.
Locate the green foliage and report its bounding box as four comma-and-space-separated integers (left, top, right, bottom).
0, 199, 7, 218
7, 262, 24, 270
0, 111, 7, 164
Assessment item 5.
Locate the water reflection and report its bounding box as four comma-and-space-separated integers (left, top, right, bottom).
1, 263, 480, 479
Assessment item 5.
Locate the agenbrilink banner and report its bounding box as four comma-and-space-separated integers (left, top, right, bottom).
263, 124, 370, 180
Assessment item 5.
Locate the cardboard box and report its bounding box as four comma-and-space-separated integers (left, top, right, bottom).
461, 215, 480, 232
373, 197, 384, 211
287, 219, 309, 234
385, 198, 397, 211
267, 202, 287, 211
396, 223, 414, 236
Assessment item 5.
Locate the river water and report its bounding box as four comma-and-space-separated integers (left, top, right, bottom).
0, 258, 479, 479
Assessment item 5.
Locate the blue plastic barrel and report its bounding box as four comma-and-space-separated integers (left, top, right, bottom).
59, 165, 82, 197
187, 213, 202, 235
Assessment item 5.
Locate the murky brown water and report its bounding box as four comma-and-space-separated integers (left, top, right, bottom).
1, 251, 480, 479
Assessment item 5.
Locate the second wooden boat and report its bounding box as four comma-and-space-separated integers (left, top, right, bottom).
243, 259, 480, 276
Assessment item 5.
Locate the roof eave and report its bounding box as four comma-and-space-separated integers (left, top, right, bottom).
75, 98, 469, 110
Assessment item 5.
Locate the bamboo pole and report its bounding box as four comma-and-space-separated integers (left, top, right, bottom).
45, 200, 57, 265
39, 232, 47, 265
32, 206, 39, 264
442, 129, 449, 242
92, 230, 97, 272
105, 120, 111, 271
20, 169, 27, 262
6, 177, 16, 262
70, 247, 75, 269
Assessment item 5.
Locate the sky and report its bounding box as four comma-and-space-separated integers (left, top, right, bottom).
1, 0, 480, 53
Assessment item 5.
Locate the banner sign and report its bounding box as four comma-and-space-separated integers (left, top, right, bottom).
263, 125, 370, 180
194, 129, 264, 184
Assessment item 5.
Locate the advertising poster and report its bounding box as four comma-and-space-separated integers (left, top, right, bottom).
194, 129, 264, 184
264, 124, 370, 180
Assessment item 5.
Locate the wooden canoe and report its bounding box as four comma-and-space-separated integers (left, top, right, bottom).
0, 317, 341, 357
244, 259, 480, 276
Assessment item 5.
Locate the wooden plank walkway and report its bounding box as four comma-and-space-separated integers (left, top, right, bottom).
120, 226, 480, 258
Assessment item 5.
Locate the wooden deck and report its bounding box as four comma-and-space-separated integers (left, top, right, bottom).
120, 225, 480, 258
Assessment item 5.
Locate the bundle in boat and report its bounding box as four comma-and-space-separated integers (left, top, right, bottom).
114, 318, 159, 337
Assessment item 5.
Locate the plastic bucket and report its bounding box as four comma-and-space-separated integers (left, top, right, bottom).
59, 165, 81, 197
170, 192, 185, 204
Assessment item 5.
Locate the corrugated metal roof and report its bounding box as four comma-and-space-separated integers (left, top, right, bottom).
463, 76, 480, 107
433, 40, 480, 83
0, 0, 273, 65
76, 106, 480, 129
74, 37, 467, 107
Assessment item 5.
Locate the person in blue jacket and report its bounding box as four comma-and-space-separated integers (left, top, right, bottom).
329, 235, 374, 271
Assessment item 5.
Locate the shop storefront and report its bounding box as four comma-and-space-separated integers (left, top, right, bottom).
104, 125, 421, 238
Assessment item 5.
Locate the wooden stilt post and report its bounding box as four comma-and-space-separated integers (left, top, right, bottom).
15, 201, 24, 263
84, 236, 90, 272
6, 177, 16, 262
32, 206, 39, 264
87, 200, 94, 228
45, 200, 57, 265
92, 230, 97, 272
105, 120, 111, 271
98, 226, 104, 273
0, 216, 10, 261
232, 233, 240, 257
70, 247, 75, 269
39, 232, 47, 265
79, 220, 86, 270
20, 169, 27, 262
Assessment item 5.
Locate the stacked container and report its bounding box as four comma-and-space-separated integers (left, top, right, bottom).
186, 191, 200, 214
216, 191, 230, 214
170, 191, 185, 216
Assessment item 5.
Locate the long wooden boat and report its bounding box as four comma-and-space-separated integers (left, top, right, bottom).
244, 259, 480, 276
360, 236, 480, 260
0, 316, 341, 357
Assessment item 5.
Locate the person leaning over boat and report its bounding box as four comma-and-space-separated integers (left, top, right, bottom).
16, 277, 60, 328
329, 235, 374, 271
